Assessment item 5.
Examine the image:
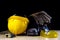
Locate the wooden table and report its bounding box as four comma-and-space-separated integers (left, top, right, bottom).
0, 30, 60, 40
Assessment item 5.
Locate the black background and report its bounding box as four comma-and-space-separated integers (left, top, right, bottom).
0, 0, 60, 32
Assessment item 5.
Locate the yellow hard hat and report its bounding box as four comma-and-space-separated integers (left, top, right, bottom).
8, 15, 29, 35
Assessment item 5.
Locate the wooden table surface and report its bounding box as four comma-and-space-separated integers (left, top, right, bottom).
0, 30, 60, 40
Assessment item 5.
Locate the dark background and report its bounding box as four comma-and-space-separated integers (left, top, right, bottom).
0, 0, 60, 32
